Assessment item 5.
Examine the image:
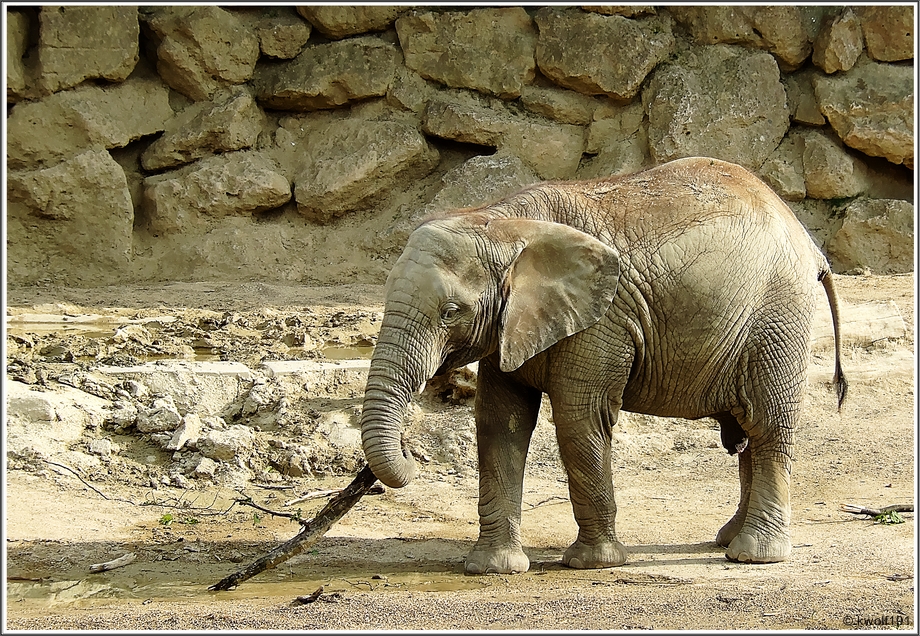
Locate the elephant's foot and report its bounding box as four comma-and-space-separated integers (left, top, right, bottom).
562, 538, 628, 569
465, 545, 530, 575
725, 530, 791, 563
716, 513, 745, 548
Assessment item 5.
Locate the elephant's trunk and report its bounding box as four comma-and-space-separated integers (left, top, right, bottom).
359, 341, 423, 488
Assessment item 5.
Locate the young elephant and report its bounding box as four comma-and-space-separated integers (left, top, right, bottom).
359, 157, 847, 574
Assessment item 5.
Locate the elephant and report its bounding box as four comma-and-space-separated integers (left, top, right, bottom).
359, 156, 847, 574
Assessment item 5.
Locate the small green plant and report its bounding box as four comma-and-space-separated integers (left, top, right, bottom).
182, 516, 199, 525
252, 512, 262, 526
875, 510, 905, 525
159, 513, 174, 526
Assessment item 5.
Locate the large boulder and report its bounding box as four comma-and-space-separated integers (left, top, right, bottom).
670, 6, 816, 70
801, 130, 871, 199
6, 10, 31, 101
643, 45, 789, 170
422, 94, 585, 179
37, 6, 139, 94
7, 75, 174, 170
856, 6, 914, 62
253, 36, 399, 110
297, 5, 404, 39
7, 150, 134, 285
580, 100, 649, 178
811, 9, 863, 74
293, 118, 439, 223
238, 7, 312, 59
534, 8, 674, 100
397, 8, 537, 99
813, 60, 914, 167
143, 6, 259, 101
519, 84, 599, 126
826, 198, 915, 274
141, 86, 265, 171
143, 152, 291, 233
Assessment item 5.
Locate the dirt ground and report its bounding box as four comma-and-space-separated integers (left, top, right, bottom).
3, 273, 917, 631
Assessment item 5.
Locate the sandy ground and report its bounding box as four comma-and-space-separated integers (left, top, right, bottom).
3, 273, 917, 631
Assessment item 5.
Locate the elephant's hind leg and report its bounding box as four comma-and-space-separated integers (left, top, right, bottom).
713, 412, 752, 548
466, 358, 540, 575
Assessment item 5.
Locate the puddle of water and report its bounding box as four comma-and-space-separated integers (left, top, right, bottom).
7, 570, 489, 608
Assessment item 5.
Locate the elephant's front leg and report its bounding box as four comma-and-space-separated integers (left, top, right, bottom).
553, 400, 628, 569
466, 358, 541, 575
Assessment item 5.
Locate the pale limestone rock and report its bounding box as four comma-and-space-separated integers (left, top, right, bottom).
144, 6, 259, 101
37, 6, 138, 93
535, 8, 674, 99
826, 199, 915, 274
397, 8, 536, 99
142, 86, 265, 171
297, 5, 404, 39
253, 36, 398, 110
813, 60, 914, 167
857, 6, 914, 62
643, 45, 788, 170
812, 10, 863, 74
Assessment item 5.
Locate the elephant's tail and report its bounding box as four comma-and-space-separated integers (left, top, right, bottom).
818, 268, 848, 411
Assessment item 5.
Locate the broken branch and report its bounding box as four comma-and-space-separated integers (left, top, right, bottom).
90, 552, 136, 573
208, 464, 379, 591
840, 503, 914, 517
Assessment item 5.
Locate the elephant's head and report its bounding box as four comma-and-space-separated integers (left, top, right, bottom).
360, 212, 621, 488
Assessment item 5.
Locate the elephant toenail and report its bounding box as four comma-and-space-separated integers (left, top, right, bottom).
466, 563, 482, 574
569, 557, 584, 569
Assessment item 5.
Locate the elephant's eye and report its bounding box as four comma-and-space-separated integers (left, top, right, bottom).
440, 302, 461, 322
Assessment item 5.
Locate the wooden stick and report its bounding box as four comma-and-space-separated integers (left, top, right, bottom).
90, 552, 136, 573
840, 503, 914, 516
208, 464, 378, 591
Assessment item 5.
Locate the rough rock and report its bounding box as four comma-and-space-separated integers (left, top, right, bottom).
534, 8, 674, 100
6, 381, 110, 459
783, 69, 826, 126
581, 100, 648, 178
386, 66, 435, 115
6, 150, 134, 284
811, 9, 863, 74
643, 45, 788, 169
293, 118, 439, 223
7, 75, 174, 170
143, 152, 291, 233
520, 85, 599, 125
426, 153, 539, 216
198, 425, 255, 462
243, 7, 312, 59
253, 36, 399, 110
144, 6, 259, 101
397, 8, 536, 99
760, 132, 807, 201
670, 6, 814, 70
297, 5, 404, 39
166, 413, 203, 451
141, 86, 265, 171
856, 6, 914, 62
93, 360, 254, 418
6, 10, 30, 101
826, 198, 915, 274
582, 6, 656, 18
422, 95, 584, 179
191, 456, 218, 478
801, 130, 871, 199
136, 395, 183, 433
37, 6, 139, 94
813, 60, 914, 167
786, 199, 841, 249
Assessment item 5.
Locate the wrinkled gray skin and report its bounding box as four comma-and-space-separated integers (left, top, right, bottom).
360, 157, 847, 574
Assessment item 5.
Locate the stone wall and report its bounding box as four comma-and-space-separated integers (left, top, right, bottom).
6, 5, 915, 286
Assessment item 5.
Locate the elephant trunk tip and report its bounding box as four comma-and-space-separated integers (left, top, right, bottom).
364, 445, 417, 489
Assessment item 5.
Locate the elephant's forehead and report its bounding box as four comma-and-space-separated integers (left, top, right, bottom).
386, 224, 485, 295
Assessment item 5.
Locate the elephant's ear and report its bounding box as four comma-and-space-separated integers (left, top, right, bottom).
489, 219, 621, 373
